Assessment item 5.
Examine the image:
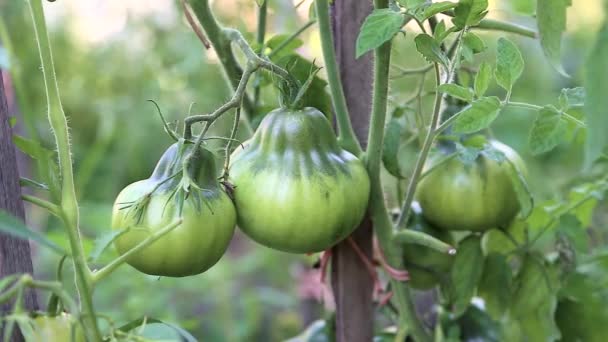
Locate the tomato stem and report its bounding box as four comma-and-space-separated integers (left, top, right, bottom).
91, 220, 182, 285
314, 0, 362, 155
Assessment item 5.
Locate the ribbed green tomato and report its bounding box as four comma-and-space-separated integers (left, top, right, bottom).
416, 140, 525, 232
112, 141, 236, 277
25, 314, 84, 342
402, 204, 454, 289
229, 107, 370, 253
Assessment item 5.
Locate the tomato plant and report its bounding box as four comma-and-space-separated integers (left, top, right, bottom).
229, 107, 370, 253
416, 140, 526, 232
1, 0, 608, 341
111, 140, 236, 277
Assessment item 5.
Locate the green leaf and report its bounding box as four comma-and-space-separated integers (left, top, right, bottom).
452, 0, 489, 28
568, 182, 603, 227
474, 62, 492, 97
414, 2, 458, 21
478, 254, 512, 320
463, 31, 486, 53
452, 96, 501, 134
495, 37, 524, 91
356, 9, 405, 58
118, 318, 197, 342
437, 84, 475, 102
537, 0, 572, 76
447, 235, 484, 316
584, 19, 608, 167
433, 20, 447, 41
0, 211, 68, 255
558, 87, 585, 110
382, 117, 405, 179
414, 33, 449, 66
512, 254, 557, 315
528, 105, 568, 155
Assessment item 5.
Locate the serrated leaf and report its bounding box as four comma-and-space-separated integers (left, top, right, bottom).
414, 1, 458, 21
452, 96, 501, 134
558, 87, 585, 110
537, 0, 572, 76
478, 253, 512, 320
414, 33, 449, 66
474, 62, 492, 97
356, 9, 405, 58
528, 105, 568, 155
382, 117, 405, 179
447, 235, 484, 316
584, 19, 608, 167
266, 34, 304, 59
495, 37, 524, 91
437, 84, 475, 102
452, 0, 489, 28
0, 211, 68, 255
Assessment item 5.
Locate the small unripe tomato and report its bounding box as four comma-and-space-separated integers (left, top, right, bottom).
112, 141, 236, 277
416, 140, 525, 232
26, 314, 84, 342
229, 107, 370, 253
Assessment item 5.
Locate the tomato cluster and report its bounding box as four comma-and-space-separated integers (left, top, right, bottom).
111, 107, 369, 275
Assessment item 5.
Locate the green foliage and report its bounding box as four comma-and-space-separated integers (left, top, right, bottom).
452, 96, 501, 133
495, 37, 524, 92
414, 33, 449, 66
444, 235, 484, 316
537, 0, 572, 76
528, 105, 569, 155
437, 84, 474, 102
452, 0, 489, 28
585, 15, 608, 166
356, 9, 405, 58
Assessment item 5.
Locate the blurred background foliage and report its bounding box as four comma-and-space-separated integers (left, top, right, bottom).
0, 0, 606, 340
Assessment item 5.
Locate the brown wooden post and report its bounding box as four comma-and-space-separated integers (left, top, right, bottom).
330, 1, 375, 341
0, 70, 39, 340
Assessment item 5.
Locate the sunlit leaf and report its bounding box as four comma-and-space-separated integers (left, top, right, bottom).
495, 38, 524, 92
356, 9, 405, 58
452, 96, 501, 133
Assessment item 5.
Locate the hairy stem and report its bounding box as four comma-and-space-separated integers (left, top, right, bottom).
314, 0, 362, 155
366, 0, 431, 340
26, 1, 101, 340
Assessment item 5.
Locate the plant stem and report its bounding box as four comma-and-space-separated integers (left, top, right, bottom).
504, 101, 586, 128
476, 18, 537, 39
222, 106, 241, 179
314, 0, 362, 155
187, 0, 254, 134
268, 20, 316, 59
92, 220, 182, 284
365, 0, 430, 340
253, 0, 267, 108
26, 1, 101, 340
21, 194, 60, 216
396, 63, 442, 229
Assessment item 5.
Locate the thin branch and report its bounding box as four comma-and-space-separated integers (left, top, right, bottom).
181, 0, 211, 49
91, 220, 182, 284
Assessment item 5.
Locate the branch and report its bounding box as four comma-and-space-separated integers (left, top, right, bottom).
91, 220, 182, 284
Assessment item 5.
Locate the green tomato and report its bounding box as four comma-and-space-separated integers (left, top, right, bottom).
402, 205, 454, 289
229, 107, 370, 253
112, 141, 236, 277
26, 314, 84, 342
416, 140, 526, 232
